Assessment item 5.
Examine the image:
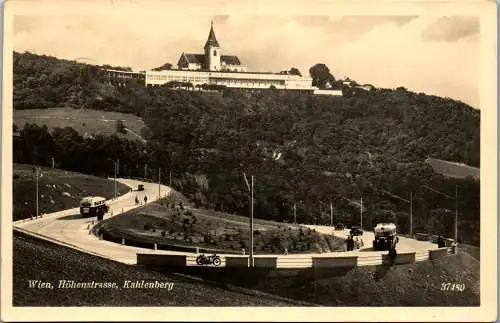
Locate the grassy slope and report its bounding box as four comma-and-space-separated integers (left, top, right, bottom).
96, 201, 344, 254
13, 163, 130, 220
12, 232, 300, 306
426, 157, 480, 180
14, 107, 146, 141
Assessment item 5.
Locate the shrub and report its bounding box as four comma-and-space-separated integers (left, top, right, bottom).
161, 230, 166, 237
143, 223, 151, 231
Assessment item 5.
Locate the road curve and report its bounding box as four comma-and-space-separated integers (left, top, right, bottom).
14, 178, 438, 265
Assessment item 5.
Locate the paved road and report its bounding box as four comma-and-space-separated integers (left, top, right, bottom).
14, 178, 438, 265
15, 178, 177, 264
303, 225, 438, 256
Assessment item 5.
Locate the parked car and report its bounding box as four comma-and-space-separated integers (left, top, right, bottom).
137, 184, 144, 191
350, 226, 363, 236
335, 223, 345, 230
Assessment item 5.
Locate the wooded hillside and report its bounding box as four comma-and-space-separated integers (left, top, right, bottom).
13, 51, 480, 244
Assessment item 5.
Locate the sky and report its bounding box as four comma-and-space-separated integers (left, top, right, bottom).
13, 14, 479, 108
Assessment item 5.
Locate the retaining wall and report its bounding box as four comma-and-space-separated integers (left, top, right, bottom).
312, 257, 358, 268
137, 254, 187, 267
429, 247, 450, 260
382, 252, 415, 265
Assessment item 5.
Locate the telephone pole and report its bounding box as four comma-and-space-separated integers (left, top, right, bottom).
250, 175, 254, 267
35, 167, 39, 218
114, 160, 117, 199
410, 192, 413, 237
360, 196, 363, 229
330, 202, 333, 226
243, 172, 254, 267
293, 202, 297, 224
455, 185, 458, 243
158, 168, 161, 199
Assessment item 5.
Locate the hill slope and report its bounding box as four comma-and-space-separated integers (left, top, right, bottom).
13, 164, 129, 221
13, 51, 481, 244
14, 107, 146, 142
12, 232, 306, 306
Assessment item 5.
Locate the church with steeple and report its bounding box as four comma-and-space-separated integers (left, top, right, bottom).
142, 21, 319, 92
177, 21, 247, 72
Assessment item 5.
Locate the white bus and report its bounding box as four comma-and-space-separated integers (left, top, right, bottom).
80, 196, 109, 219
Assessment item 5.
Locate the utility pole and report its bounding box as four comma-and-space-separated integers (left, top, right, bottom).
35, 167, 39, 218
250, 175, 254, 267
293, 202, 297, 224
116, 158, 120, 176
114, 160, 117, 199
360, 196, 363, 229
169, 170, 172, 186
51, 157, 55, 169
410, 192, 413, 237
144, 164, 148, 180
158, 168, 161, 199
243, 172, 254, 267
455, 184, 458, 244
330, 202, 333, 226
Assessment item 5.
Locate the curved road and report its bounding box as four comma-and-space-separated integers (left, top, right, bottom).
14, 178, 438, 265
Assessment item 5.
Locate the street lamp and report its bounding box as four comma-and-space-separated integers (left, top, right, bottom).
347, 173, 363, 229
380, 189, 413, 236
318, 200, 334, 226
243, 172, 254, 267
423, 184, 459, 243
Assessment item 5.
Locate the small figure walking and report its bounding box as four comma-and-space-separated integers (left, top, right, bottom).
135, 196, 139, 205
144, 195, 148, 204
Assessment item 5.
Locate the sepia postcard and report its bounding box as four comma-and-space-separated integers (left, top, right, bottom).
1, 0, 497, 321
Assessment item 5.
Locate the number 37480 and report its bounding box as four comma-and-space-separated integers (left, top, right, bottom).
440, 282, 466, 292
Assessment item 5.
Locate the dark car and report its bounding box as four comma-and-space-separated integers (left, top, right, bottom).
137, 184, 144, 191
350, 226, 363, 236
335, 223, 345, 230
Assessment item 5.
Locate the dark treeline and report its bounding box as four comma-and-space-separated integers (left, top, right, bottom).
13, 51, 480, 244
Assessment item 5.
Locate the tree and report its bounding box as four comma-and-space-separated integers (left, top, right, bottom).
152, 63, 173, 71
309, 63, 335, 89
289, 67, 302, 76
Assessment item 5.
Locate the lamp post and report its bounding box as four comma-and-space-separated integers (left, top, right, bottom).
380, 189, 413, 236
243, 172, 254, 267
158, 167, 161, 199
423, 184, 458, 243
318, 200, 334, 226
347, 173, 363, 229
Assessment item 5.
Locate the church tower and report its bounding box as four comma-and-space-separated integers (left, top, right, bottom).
204, 21, 221, 71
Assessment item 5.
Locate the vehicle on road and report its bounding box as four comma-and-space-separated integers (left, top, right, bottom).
196, 254, 222, 266
373, 223, 399, 251
79, 196, 109, 219
335, 223, 345, 230
350, 226, 363, 236
137, 184, 144, 191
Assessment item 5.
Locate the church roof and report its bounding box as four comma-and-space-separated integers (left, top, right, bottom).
204, 21, 220, 49
183, 53, 205, 65
221, 55, 241, 65
182, 53, 243, 66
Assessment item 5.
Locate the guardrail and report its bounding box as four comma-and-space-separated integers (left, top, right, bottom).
136, 246, 456, 269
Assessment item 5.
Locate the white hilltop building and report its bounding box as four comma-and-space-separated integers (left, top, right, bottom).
104, 22, 342, 95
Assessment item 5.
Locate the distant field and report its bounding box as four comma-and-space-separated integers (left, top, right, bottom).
426, 157, 480, 180
96, 200, 344, 254
13, 164, 130, 221
14, 107, 146, 141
